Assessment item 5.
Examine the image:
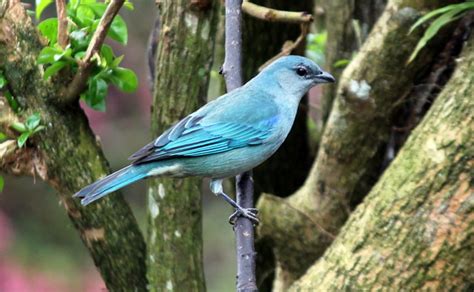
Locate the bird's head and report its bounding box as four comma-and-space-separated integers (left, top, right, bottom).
256, 55, 335, 97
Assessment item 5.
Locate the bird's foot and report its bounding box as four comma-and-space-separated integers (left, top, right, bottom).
229, 207, 259, 225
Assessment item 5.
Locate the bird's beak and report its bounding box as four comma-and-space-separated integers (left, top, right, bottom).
313, 70, 335, 84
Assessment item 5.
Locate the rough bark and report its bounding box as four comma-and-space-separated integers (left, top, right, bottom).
256, 0, 460, 290
321, 0, 387, 124
146, 1, 219, 291
291, 33, 474, 291
0, 1, 147, 291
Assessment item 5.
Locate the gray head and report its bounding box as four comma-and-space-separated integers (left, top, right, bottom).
252, 55, 335, 97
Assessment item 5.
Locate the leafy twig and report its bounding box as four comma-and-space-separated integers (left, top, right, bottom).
222, 0, 258, 291
55, 0, 68, 48
63, 0, 125, 102
242, 0, 313, 24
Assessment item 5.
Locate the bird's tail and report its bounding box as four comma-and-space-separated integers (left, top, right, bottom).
74, 164, 152, 206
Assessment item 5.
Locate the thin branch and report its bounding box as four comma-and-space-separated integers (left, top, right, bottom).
56, 0, 68, 48
242, 0, 313, 24
62, 0, 125, 103
222, 0, 258, 291
258, 23, 310, 71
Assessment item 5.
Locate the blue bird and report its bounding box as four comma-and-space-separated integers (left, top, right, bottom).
74, 56, 335, 223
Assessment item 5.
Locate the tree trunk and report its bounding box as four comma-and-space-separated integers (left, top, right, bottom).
0, 1, 147, 290
256, 0, 460, 289
321, 0, 387, 124
291, 32, 474, 291
146, 1, 219, 291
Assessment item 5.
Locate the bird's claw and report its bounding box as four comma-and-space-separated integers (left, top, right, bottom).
229, 207, 259, 225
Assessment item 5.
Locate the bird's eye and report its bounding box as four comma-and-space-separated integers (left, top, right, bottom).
296, 67, 308, 77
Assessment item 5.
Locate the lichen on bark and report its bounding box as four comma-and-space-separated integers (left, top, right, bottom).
0, 1, 147, 290
256, 0, 462, 289
146, 1, 219, 291
291, 32, 474, 292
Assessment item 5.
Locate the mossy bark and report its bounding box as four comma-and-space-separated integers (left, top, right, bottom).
321, 0, 386, 124
291, 33, 474, 291
256, 0, 460, 290
0, 1, 147, 291
146, 1, 219, 291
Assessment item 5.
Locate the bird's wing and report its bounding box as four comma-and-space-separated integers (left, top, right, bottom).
129, 90, 280, 164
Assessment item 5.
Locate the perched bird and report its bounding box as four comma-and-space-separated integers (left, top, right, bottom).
74, 56, 335, 223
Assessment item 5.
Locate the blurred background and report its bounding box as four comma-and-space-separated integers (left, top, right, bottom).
0, 1, 326, 291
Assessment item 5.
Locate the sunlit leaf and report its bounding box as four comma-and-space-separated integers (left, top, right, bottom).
37, 46, 63, 64
0, 176, 4, 192
110, 67, 138, 93
17, 132, 30, 148
100, 44, 115, 65
36, 0, 54, 19
0, 132, 6, 142
38, 18, 58, 44
11, 122, 27, 133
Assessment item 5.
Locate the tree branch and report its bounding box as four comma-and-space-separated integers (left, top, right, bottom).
255, 0, 461, 289
62, 0, 125, 103
55, 0, 68, 48
258, 23, 309, 71
242, 0, 313, 23
0, 2, 147, 290
222, 0, 258, 291
291, 31, 474, 291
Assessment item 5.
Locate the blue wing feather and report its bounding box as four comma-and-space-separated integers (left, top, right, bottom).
130, 121, 275, 164
129, 89, 280, 164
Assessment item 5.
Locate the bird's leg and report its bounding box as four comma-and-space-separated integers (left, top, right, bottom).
210, 179, 259, 225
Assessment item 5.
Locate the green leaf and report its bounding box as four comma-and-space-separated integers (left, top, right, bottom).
38, 18, 58, 44
37, 46, 63, 64
5, 91, 19, 113
17, 132, 30, 148
43, 61, 67, 79
408, 8, 466, 63
36, 0, 54, 19
100, 44, 115, 65
76, 5, 96, 27
0, 132, 7, 142
333, 59, 350, 68
74, 51, 86, 60
109, 15, 128, 45
83, 78, 108, 111
0, 176, 4, 192
409, 3, 474, 34
124, 1, 134, 10
85, 3, 128, 44
110, 67, 138, 93
25, 113, 41, 131
111, 55, 124, 67
33, 125, 46, 133
0, 74, 7, 89
11, 122, 27, 133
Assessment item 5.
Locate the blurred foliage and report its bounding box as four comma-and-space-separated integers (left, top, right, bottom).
36, 0, 137, 111
409, 1, 474, 63
306, 31, 327, 65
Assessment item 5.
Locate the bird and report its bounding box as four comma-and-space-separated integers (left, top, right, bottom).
74, 55, 335, 224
